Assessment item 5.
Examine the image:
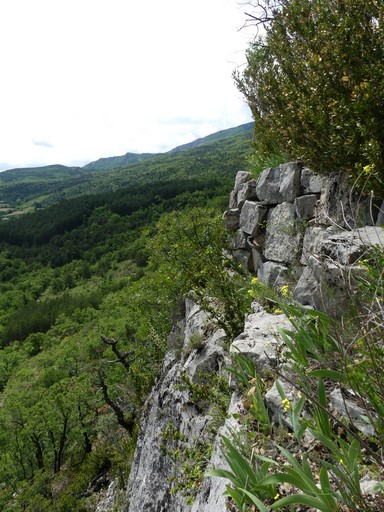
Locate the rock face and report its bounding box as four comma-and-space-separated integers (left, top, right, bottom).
124, 164, 384, 511
126, 300, 228, 512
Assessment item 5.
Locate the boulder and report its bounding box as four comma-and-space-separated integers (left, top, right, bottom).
329, 387, 375, 437
236, 179, 259, 208
300, 225, 339, 265
315, 172, 356, 228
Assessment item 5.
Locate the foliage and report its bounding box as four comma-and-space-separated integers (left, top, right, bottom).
149, 208, 252, 338
236, 0, 384, 193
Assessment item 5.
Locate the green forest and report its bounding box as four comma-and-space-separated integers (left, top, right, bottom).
0, 125, 254, 511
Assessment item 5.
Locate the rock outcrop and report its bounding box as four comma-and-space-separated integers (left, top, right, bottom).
124, 163, 384, 511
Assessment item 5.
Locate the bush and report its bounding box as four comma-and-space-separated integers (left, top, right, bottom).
236, 0, 384, 193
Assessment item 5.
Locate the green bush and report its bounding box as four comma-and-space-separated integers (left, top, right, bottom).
236, 0, 384, 193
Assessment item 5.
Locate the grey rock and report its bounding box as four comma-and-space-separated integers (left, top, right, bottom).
191, 393, 242, 512
263, 203, 302, 264
230, 307, 291, 371
300, 226, 339, 265
321, 226, 384, 265
315, 172, 357, 228
293, 262, 319, 307
376, 200, 384, 226
228, 189, 237, 209
234, 249, 254, 272
237, 179, 258, 208
251, 248, 263, 273
229, 229, 248, 250
360, 476, 383, 496
222, 208, 240, 232
239, 200, 268, 236
301, 167, 323, 194
294, 194, 319, 221
256, 162, 302, 204
264, 380, 301, 430
235, 170, 252, 188
228, 171, 252, 208
127, 301, 227, 512
330, 387, 375, 437
293, 255, 351, 314
257, 261, 289, 289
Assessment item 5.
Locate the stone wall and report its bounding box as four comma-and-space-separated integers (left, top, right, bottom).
223, 162, 384, 313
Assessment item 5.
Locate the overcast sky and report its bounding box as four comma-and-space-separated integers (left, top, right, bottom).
0, 0, 254, 171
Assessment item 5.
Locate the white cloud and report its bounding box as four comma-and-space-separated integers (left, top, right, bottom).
0, 0, 254, 171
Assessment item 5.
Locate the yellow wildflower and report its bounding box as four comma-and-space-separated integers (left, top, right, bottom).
280, 284, 289, 297
251, 277, 259, 285
282, 398, 291, 412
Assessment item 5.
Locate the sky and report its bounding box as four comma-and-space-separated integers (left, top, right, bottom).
0, 0, 254, 171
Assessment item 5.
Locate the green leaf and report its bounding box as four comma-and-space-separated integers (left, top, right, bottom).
271, 493, 337, 512
307, 369, 344, 381
238, 488, 270, 512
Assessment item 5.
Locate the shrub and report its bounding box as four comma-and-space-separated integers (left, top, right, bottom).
236, 0, 384, 193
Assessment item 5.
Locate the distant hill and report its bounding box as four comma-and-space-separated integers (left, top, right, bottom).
0, 122, 254, 214
81, 122, 254, 171
0, 164, 84, 182
169, 122, 254, 153
82, 152, 158, 172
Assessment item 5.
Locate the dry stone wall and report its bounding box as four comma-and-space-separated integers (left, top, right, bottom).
224, 161, 384, 313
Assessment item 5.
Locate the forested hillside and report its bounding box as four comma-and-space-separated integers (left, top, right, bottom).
0, 123, 253, 214
0, 124, 254, 511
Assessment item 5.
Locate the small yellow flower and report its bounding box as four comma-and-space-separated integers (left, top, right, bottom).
273, 308, 282, 315
282, 398, 291, 412
247, 289, 254, 296
339, 459, 344, 465
251, 277, 259, 285
274, 493, 280, 500
280, 285, 289, 297
363, 164, 374, 175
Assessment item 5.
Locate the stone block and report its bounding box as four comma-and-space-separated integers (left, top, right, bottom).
257, 261, 289, 289
315, 172, 356, 228
234, 170, 251, 188
300, 225, 339, 265
230, 307, 291, 371
256, 162, 302, 204
376, 200, 384, 226
300, 167, 323, 194
263, 203, 302, 263
229, 229, 247, 250
294, 194, 319, 220
234, 249, 253, 272
239, 200, 268, 236
222, 208, 240, 231
237, 179, 258, 208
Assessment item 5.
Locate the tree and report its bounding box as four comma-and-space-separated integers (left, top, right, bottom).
236, 0, 384, 192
